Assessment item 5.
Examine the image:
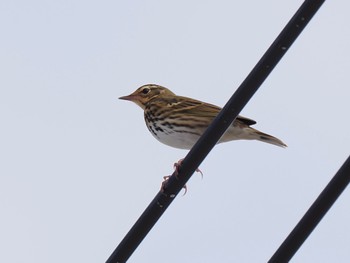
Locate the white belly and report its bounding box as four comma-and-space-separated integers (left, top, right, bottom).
147, 124, 202, 150
145, 119, 250, 150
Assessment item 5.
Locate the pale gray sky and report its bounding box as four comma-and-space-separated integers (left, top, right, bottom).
1, 1, 349, 262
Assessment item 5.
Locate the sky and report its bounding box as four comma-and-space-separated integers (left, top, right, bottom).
1, 1, 349, 262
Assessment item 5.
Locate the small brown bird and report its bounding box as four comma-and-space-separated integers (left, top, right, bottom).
119, 84, 287, 149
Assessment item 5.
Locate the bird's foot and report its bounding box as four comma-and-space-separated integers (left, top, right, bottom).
173, 159, 203, 179
161, 175, 188, 195
160, 159, 203, 196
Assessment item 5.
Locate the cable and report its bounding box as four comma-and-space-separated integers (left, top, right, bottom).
268, 156, 350, 262
107, 1, 325, 262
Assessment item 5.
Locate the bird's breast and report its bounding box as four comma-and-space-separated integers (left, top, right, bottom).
144, 112, 204, 150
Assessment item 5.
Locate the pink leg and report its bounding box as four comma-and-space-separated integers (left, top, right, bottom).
173, 159, 203, 178
161, 175, 187, 195
160, 159, 203, 195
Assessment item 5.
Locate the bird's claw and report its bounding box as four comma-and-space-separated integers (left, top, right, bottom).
173, 159, 203, 178
161, 175, 187, 195
160, 159, 203, 196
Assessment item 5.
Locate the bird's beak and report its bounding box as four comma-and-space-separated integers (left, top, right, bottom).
119, 94, 136, 101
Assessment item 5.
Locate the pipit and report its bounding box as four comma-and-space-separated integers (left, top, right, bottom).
120, 84, 286, 193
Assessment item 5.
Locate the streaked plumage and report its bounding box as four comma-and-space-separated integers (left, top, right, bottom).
119, 84, 286, 149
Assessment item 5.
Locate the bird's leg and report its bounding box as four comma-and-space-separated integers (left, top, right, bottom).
160, 159, 203, 195
174, 159, 203, 179
161, 175, 188, 195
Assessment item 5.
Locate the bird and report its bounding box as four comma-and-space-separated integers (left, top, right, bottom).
119, 84, 286, 194
119, 84, 287, 149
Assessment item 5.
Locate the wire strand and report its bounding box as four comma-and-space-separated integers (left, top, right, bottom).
107, 1, 325, 262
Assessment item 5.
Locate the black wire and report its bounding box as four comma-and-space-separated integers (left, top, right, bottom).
107, 0, 325, 262
268, 156, 350, 263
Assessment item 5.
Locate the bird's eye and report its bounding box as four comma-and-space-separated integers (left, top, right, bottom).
141, 88, 150, 94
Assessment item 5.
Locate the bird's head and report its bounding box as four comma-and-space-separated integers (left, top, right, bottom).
119, 84, 175, 109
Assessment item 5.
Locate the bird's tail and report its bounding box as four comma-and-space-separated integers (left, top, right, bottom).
248, 127, 287, 148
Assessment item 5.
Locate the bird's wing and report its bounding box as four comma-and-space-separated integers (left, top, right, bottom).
158, 96, 257, 126
173, 97, 221, 117
236, 115, 257, 126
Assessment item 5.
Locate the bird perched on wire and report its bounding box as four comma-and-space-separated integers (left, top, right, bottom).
120, 84, 286, 194
119, 84, 287, 149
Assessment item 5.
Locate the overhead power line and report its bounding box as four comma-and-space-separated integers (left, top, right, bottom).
107, 1, 327, 262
